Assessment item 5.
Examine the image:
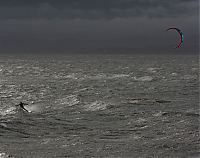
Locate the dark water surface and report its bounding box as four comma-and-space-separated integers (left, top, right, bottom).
0, 55, 199, 158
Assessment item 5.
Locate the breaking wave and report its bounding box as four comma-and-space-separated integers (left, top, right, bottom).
84, 101, 109, 111
55, 95, 79, 108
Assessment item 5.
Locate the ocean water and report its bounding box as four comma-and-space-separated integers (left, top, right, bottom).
0, 54, 199, 158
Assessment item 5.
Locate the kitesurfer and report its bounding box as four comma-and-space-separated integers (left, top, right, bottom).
15, 102, 29, 112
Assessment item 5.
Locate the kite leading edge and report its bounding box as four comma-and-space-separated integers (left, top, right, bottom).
166, 27, 184, 48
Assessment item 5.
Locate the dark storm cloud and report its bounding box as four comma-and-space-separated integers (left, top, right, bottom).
0, 0, 198, 54
0, 0, 197, 20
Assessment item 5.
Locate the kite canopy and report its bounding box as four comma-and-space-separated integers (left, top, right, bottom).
166, 27, 184, 48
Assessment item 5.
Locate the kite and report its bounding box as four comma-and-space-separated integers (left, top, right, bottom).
166, 27, 184, 48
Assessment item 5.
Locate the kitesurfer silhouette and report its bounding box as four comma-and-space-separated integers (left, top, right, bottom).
15, 102, 29, 112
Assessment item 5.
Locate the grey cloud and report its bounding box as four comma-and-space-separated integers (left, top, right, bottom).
0, 0, 198, 20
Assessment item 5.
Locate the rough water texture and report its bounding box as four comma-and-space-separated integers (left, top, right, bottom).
0, 55, 199, 158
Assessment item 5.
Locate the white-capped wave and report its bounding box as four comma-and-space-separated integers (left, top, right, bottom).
191, 67, 198, 71
147, 67, 161, 73
16, 66, 23, 69
109, 74, 130, 79
0, 123, 7, 128
83, 73, 129, 80
181, 75, 195, 80
0, 152, 10, 158
84, 101, 108, 111
64, 73, 79, 79
153, 111, 163, 117
171, 72, 178, 76
133, 76, 153, 82
73, 87, 90, 93
55, 95, 79, 108
0, 107, 16, 116
53, 73, 80, 80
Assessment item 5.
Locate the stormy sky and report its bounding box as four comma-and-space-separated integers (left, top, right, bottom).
0, 0, 199, 54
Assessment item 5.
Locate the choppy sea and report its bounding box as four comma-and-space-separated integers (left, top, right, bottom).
0, 54, 199, 158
